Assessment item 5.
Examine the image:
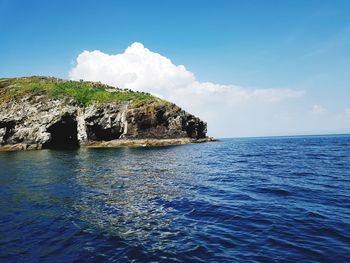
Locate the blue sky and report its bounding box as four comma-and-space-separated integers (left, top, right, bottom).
1, 0, 350, 137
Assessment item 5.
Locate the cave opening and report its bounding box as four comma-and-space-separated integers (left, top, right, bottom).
44, 115, 79, 149
87, 124, 123, 141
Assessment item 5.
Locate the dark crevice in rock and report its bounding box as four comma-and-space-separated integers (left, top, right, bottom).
43, 115, 79, 149
86, 124, 123, 141
186, 121, 196, 138
138, 116, 152, 130
185, 119, 206, 139
155, 108, 168, 127
0, 121, 16, 145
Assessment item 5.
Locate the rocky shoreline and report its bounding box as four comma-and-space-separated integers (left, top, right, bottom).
0, 137, 218, 151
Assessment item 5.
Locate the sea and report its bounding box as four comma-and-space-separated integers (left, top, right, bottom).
0, 135, 349, 262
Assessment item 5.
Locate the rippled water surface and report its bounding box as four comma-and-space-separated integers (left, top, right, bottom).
1, 135, 350, 262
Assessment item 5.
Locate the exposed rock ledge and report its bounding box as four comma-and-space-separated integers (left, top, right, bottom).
0, 77, 215, 151
0, 138, 217, 151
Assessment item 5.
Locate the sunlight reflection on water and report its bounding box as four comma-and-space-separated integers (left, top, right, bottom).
1, 136, 350, 262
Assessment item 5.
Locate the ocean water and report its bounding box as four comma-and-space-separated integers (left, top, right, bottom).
0, 135, 350, 262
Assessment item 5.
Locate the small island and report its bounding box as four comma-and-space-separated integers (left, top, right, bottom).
0, 76, 214, 151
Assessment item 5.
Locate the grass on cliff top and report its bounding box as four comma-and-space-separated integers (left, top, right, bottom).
0, 76, 159, 106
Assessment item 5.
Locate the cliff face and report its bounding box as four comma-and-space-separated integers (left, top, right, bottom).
0, 77, 207, 149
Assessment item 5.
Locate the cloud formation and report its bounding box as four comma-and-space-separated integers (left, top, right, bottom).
70, 42, 308, 137
70, 42, 303, 103
311, 104, 328, 115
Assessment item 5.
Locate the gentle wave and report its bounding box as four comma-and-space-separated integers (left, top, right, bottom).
0, 135, 350, 262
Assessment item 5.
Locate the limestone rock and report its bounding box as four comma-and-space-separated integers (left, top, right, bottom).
0, 77, 208, 149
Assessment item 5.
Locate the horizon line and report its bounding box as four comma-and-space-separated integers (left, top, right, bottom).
218, 133, 350, 140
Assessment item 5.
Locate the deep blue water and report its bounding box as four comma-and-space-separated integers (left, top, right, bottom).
0, 135, 350, 262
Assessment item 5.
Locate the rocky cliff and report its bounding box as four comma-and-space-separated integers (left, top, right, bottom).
0, 77, 209, 150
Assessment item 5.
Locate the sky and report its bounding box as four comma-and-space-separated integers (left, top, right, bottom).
0, 0, 350, 137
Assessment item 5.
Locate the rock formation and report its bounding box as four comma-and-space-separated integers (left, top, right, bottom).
0, 77, 210, 150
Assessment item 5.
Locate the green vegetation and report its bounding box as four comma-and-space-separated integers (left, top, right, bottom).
0, 76, 157, 106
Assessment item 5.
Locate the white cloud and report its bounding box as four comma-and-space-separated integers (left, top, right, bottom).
70, 43, 195, 98
70, 42, 308, 137
345, 108, 350, 115
311, 104, 328, 115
